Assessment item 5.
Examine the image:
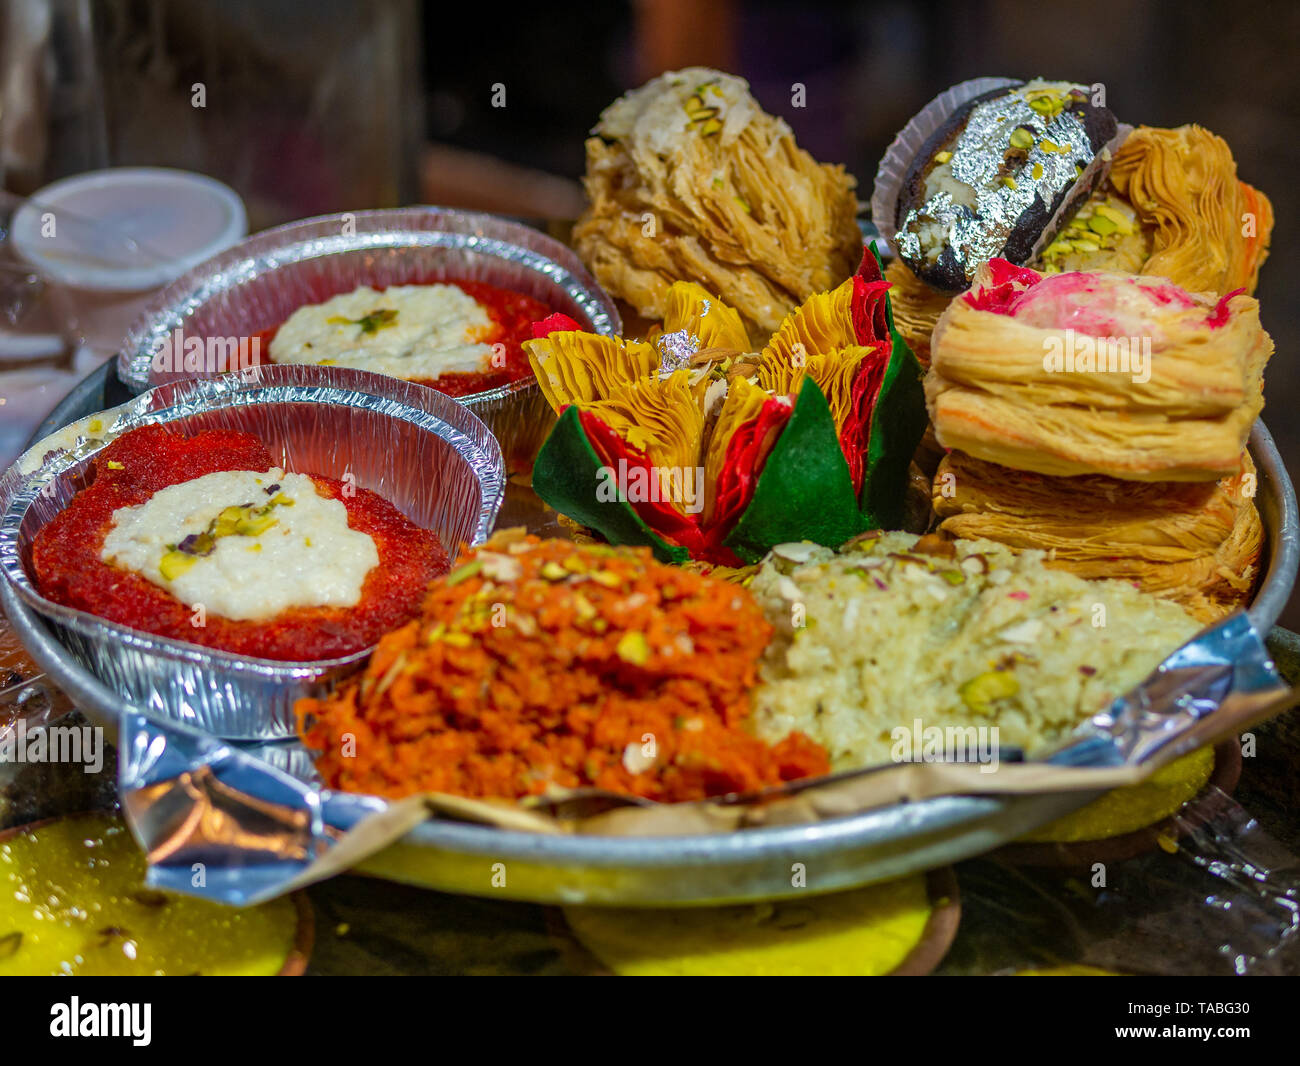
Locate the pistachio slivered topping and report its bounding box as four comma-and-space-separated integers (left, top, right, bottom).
1024, 84, 1087, 120
685, 82, 724, 136
1008, 126, 1035, 151
158, 492, 295, 581
1040, 194, 1139, 270
959, 670, 1020, 715
325, 307, 399, 334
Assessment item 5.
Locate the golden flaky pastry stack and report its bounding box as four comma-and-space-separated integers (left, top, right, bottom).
572, 69, 862, 336
928, 261, 1272, 622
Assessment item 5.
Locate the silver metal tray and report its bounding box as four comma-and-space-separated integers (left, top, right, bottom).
3, 361, 1297, 906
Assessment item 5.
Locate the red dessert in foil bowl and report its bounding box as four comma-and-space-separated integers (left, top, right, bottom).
115, 208, 622, 472
0, 364, 504, 740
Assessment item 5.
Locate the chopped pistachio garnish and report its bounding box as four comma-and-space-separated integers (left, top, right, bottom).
159, 550, 198, 581
1039, 195, 1140, 272
445, 559, 484, 586
326, 307, 399, 334
539, 561, 568, 581
1009, 127, 1035, 150
959, 670, 1020, 715
159, 491, 293, 577
685, 87, 723, 136
616, 631, 651, 665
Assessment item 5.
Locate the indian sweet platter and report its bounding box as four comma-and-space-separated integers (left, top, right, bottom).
0, 66, 1292, 912
291, 71, 1279, 808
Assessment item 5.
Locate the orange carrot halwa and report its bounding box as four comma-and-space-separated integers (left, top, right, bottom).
296, 531, 828, 803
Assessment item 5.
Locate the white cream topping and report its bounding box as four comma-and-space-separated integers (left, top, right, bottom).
101, 468, 379, 622
593, 67, 777, 153
268, 283, 495, 381
18, 403, 132, 475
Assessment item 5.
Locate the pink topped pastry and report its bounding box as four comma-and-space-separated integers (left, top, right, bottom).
926, 259, 1271, 481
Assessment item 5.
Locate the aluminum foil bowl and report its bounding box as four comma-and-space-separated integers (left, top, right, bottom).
114, 207, 622, 471
0, 364, 505, 740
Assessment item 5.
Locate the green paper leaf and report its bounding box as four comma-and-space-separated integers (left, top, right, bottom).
723, 378, 866, 564
531, 406, 689, 564
858, 323, 927, 531
869, 243, 897, 333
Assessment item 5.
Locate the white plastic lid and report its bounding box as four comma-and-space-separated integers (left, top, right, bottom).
10, 167, 247, 293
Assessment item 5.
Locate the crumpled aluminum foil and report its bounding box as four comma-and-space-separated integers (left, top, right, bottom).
0, 364, 505, 740
113, 609, 1291, 906
1048, 611, 1287, 769
951, 788, 1300, 975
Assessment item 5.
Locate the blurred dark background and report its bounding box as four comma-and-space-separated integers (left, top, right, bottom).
3, 0, 1298, 624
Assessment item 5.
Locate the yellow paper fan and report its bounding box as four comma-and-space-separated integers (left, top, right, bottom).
758, 347, 868, 437
762, 277, 856, 366
583, 370, 704, 512
524, 332, 660, 412
661, 281, 752, 353
702, 375, 773, 524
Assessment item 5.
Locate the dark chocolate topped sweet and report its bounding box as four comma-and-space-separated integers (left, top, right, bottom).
894, 80, 1118, 292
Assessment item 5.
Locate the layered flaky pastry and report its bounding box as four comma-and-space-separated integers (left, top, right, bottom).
932, 449, 1262, 622
1042, 125, 1274, 295
572, 69, 862, 336
926, 260, 1271, 481
885, 123, 1273, 363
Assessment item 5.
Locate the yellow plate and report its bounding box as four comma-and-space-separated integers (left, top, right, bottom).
559, 871, 956, 976
1017, 746, 1216, 844
0, 812, 309, 976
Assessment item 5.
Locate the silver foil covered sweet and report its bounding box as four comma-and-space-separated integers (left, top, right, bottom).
0, 364, 505, 740
873, 78, 1130, 291
115, 208, 622, 471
